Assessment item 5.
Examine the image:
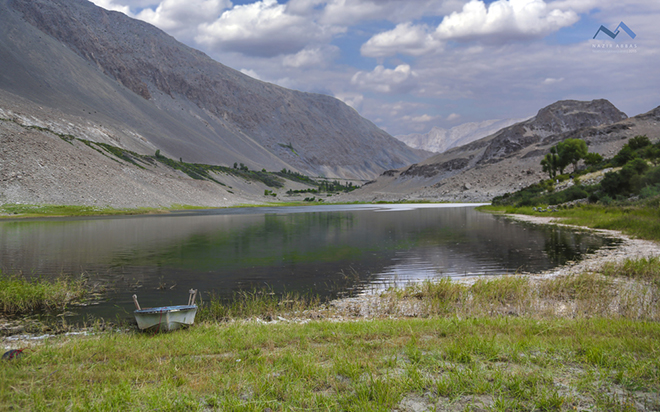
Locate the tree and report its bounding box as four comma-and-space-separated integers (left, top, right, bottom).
613, 145, 637, 166
628, 135, 651, 150
556, 138, 588, 173
584, 152, 603, 166
643, 145, 660, 166
540, 146, 559, 179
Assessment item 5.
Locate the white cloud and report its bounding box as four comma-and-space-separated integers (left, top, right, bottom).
89, 0, 133, 14
361, 23, 441, 58
351, 64, 419, 94
543, 77, 564, 84
135, 0, 231, 35
361, 0, 581, 58
435, 0, 579, 41
240, 69, 262, 80
282, 46, 339, 68
446, 113, 461, 121
334, 92, 364, 111
196, 0, 344, 57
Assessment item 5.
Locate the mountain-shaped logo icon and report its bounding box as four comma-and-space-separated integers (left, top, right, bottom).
593, 22, 636, 40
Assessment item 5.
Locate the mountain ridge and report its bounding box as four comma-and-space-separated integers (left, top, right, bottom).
2, 0, 425, 180
339, 99, 659, 203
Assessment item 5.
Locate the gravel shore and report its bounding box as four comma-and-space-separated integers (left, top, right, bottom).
328, 213, 660, 320
499, 213, 660, 278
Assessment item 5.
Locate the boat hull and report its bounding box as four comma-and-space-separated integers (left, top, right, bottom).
134, 305, 197, 332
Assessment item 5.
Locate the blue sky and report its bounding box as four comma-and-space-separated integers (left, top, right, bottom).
90, 0, 660, 136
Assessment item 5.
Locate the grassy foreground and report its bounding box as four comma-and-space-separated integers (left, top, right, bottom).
1, 317, 658, 411
2, 258, 660, 411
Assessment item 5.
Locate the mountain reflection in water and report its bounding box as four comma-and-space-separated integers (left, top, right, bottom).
0, 204, 618, 319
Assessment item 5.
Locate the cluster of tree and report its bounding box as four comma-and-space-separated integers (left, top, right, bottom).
540, 138, 600, 178
286, 188, 318, 195
276, 169, 316, 185
493, 135, 660, 207
318, 180, 358, 193
598, 135, 660, 200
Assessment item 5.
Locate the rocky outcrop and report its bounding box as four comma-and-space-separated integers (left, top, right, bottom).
477, 99, 627, 166
342, 100, 657, 203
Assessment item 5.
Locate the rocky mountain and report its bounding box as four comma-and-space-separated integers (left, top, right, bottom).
342, 99, 659, 203
0, 0, 424, 181
396, 118, 527, 154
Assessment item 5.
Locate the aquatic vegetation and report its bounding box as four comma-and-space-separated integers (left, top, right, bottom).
0, 271, 89, 315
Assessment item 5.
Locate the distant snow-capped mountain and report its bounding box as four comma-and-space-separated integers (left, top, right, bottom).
396, 118, 528, 154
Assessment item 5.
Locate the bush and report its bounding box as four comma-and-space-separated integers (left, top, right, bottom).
612, 145, 637, 166
642, 166, 660, 187
640, 184, 660, 199
627, 135, 651, 150
584, 152, 603, 166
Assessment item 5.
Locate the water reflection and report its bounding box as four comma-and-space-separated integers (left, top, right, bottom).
0, 204, 617, 318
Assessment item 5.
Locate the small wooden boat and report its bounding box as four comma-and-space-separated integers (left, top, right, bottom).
132, 289, 198, 332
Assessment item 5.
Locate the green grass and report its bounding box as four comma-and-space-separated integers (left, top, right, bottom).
0, 203, 210, 218
1, 317, 658, 411
198, 289, 322, 322
0, 271, 90, 315
479, 203, 660, 241
601, 256, 660, 286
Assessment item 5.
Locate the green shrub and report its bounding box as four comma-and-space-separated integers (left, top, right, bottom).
627, 135, 651, 150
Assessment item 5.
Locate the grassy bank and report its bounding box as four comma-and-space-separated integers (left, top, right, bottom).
0, 203, 218, 218
0, 271, 90, 315
0, 200, 456, 218
2, 258, 660, 411
478, 203, 660, 242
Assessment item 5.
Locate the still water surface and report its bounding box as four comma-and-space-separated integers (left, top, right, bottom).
0, 204, 617, 318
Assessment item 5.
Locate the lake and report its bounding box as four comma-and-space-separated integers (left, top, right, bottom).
0, 204, 617, 319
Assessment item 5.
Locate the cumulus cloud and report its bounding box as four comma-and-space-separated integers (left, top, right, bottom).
282, 46, 340, 68
351, 64, 419, 94
320, 0, 463, 26
446, 113, 461, 121
334, 92, 364, 111
89, 0, 133, 14
196, 0, 343, 57
361, 0, 580, 57
135, 0, 231, 36
240, 68, 263, 80
361, 23, 441, 58
435, 0, 579, 40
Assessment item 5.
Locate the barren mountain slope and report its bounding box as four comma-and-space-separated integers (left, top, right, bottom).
1, 0, 424, 180
338, 100, 659, 203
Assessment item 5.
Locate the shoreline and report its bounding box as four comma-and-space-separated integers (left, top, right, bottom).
2, 210, 659, 344
498, 213, 660, 279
